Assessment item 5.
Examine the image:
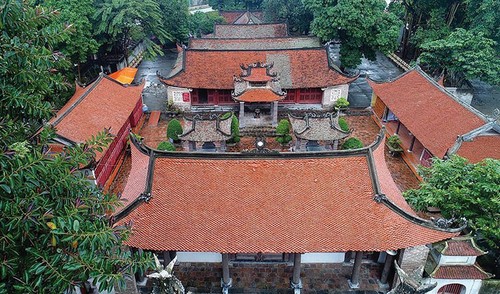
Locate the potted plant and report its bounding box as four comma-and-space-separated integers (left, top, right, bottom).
157, 141, 176, 151
275, 119, 292, 146
387, 134, 403, 156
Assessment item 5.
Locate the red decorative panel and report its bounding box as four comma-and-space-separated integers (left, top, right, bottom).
182, 92, 190, 102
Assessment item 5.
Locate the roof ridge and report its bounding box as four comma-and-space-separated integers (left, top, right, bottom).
51, 74, 105, 127
414, 67, 488, 122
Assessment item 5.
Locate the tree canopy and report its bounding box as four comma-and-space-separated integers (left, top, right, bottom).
419, 28, 500, 85
0, 1, 153, 292
262, 0, 313, 34
304, 0, 402, 68
93, 0, 171, 62
404, 156, 500, 249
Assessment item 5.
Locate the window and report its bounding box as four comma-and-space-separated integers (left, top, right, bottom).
172, 91, 183, 102
330, 88, 342, 102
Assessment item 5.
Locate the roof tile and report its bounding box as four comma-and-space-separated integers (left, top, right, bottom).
119, 141, 456, 253
368, 69, 485, 158
163, 49, 355, 89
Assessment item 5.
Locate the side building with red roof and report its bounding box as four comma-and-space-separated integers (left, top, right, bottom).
48, 74, 144, 187
114, 131, 464, 292
368, 67, 499, 174
424, 236, 493, 294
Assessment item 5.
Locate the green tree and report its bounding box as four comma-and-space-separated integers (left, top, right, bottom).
93, 0, 171, 63
189, 11, 225, 37
404, 156, 500, 249
262, 0, 313, 34
208, 0, 262, 10
275, 119, 292, 145
158, 0, 190, 43
304, 0, 402, 68
167, 119, 183, 142
0, 2, 153, 292
341, 137, 363, 149
419, 28, 500, 85
42, 0, 99, 64
0, 0, 70, 140
464, 0, 500, 51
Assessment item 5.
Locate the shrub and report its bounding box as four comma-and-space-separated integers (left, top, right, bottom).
275, 119, 292, 145
167, 119, 183, 142
387, 135, 403, 149
157, 141, 176, 151
342, 137, 363, 150
227, 114, 240, 143
334, 97, 350, 109
338, 117, 349, 132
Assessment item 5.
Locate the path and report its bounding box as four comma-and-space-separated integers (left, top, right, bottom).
347, 52, 404, 109
135, 49, 178, 111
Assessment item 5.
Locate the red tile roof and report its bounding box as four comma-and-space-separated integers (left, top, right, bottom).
162, 49, 356, 89
188, 37, 321, 50
114, 143, 149, 215
456, 135, 500, 163
219, 11, 245, 24
213, 24, 288, 38
368, 68, 486, 158
440, 237, 486, 256
234, 88, 283, 102
118, 138, 457, 253
50, 75, 144, 143
432, 265, 492, 279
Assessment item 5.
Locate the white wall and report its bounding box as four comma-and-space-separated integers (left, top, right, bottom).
440, 255, 476, 266
302, 253, 345, 263
322, 84, 349, 109
167, 86, 191, 111
424, 278, 482, 294
176, 252, 222, 263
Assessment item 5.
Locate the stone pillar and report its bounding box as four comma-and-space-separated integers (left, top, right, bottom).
221, 253, 232, 294
291, 253, 302, 293
272, 101, 279, 127
239, 102, 245, 128
348, 251, 363, 289
378, 250, 397, 288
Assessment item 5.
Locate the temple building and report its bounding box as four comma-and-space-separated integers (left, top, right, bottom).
114, 131, 464, 293
46, 73, 143, 187
159, 24, 357, 119
368, 67, 500, 174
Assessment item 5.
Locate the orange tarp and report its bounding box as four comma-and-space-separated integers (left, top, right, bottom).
109, 67, 138, 84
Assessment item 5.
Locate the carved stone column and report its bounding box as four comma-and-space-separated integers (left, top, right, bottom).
221, 253, 232, 294
239, 102, 245, 128
291, 253, 302, 293
348, 251, 363, 289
